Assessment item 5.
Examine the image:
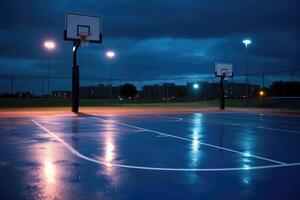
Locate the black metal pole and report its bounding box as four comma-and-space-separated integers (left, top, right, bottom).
220, 75, 225, 110
245, 46, 249, 106
140, 80, 143, 106
72, 40, 81, 112
47, 50, 50, 97
262, 73, 265, 108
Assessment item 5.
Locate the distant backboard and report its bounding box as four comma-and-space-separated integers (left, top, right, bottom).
64, 13, 102, 43
215, 62, 233, 77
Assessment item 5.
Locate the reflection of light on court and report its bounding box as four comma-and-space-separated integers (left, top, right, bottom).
44, 160, 56, 184
98, 121, 120, 185
189, 114, 203, 167
105, 140, 115, 167
243, 177, 250, 184
243, 164, 250, 170
192, 127, 200, 152
243, 151, 251, 157
192, 139, 200, 151
102, 121, 116, 169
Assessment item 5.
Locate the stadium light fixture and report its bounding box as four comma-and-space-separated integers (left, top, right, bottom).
193, 83, 199, 89
242, 39, 252, 105
242, 39, 252, 48
106, 50, 116, 99
44, 41, 56, 50
44, 40, 56, 97
106, 51, 115, 59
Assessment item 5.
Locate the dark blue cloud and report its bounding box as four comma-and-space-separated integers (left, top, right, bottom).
0, 0, 299, 79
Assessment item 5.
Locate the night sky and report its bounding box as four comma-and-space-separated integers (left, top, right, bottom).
1, 0, 300, 80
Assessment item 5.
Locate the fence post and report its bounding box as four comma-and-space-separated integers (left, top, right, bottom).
230, 77, 234, 107
10, 76, 14, 107
140, 80, 143, 106
10, 76, 14, 95
186, 79, 189, 106
211, 77, 214, 107
164, 79, 167, 105
119, 80, 122, 106
262, 73, 265, 108
42, 77, 45, 106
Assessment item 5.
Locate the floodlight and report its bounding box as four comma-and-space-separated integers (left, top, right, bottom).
242, 39, 252, 47
106, 51, 115, 59
44, 41, 56, 50
193, 83, 199, 89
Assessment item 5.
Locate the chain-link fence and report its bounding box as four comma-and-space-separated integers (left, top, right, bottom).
1, 69, 300, 109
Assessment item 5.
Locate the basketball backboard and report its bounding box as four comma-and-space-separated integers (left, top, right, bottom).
64, 13, 102, 43
215, 62, 233, 77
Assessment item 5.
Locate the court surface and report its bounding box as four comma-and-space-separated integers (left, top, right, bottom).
1, 110, 300, 199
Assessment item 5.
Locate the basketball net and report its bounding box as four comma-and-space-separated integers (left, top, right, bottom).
79, 33, 90, 48
221, 69, 229, 77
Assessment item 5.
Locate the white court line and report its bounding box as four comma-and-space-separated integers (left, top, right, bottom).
162, 115, 300, 135
32, 119, 300, 171
90, 117, 286, 165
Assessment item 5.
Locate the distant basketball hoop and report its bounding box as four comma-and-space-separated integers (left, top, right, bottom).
215, 63, 233, 78
214, 62, 233, 110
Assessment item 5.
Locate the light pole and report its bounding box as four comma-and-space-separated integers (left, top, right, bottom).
193, 83, 199, 101
106, 51, 115, 99
242, 39, 251, 105
44, 40, 56, 97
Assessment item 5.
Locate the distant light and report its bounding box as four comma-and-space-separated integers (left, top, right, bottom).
193, 83, 199, 89
243, 39, 252, 47
106, 51, 115, 59
44, 40, 56, 50
72, 46, 76, 52
259, 90, 265, 96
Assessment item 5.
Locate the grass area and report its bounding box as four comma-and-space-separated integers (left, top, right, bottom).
0, 98, 299, 109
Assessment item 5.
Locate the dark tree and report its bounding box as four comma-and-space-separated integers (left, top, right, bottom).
175, 86, 187, 98
120, 83, 137, 99
270, 81, 300, 97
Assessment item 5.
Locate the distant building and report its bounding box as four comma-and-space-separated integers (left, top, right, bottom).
15, 91, 34, 98
79, 84, 120, 98
49, 82, 260, 100
52, 90, 72, 99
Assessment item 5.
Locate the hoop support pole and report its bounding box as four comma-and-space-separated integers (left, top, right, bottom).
72, 40, 81, 113
219, 74, 225, 110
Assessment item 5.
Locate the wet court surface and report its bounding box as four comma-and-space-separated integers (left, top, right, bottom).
1, 112, 300, 199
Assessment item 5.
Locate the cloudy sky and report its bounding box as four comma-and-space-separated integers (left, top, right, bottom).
1, 0, 300, 80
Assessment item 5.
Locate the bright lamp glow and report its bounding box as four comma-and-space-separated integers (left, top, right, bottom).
243, 39, 252, 47
259, 90, 265, 96
193, 83, 199, 89
106, 51, 115, 59
44, 41, 56, 50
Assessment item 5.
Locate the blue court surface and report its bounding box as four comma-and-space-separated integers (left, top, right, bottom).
1, 111, 300, 199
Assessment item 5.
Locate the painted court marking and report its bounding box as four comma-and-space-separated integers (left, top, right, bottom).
90, 117, 286, 165
32, 119, 300, 171
162, 115, 300, 135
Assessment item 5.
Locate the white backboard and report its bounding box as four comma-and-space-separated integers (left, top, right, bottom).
64, 13, 102, 43
215, 62, 233, 77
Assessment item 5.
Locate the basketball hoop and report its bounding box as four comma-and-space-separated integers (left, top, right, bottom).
215, 62, 233, 78
79, 32, 90, 47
